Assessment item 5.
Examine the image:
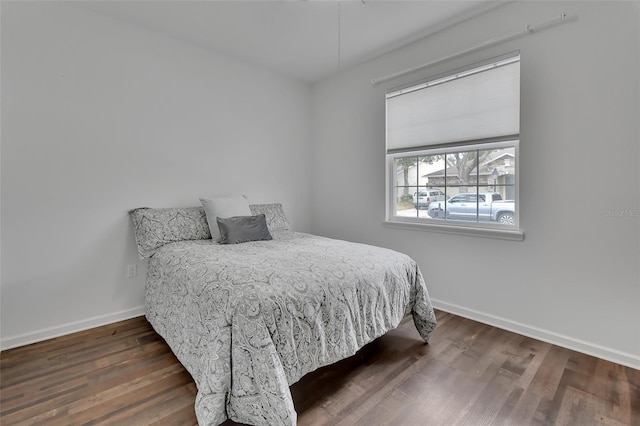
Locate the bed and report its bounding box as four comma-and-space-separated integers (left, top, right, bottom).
130, 203, 437, 426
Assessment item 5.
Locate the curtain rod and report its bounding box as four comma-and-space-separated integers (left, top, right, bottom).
371, 12, 570, 87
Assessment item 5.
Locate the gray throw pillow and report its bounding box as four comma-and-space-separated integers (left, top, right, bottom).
216, 214, 273, 244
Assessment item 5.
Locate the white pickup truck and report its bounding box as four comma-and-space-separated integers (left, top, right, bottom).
428, 192, 515, 224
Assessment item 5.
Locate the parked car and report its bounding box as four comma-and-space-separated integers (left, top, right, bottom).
428, 192, 515, 224
412, 189, 446, 210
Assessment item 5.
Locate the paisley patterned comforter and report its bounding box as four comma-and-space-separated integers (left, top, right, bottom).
145, 231, 437, 426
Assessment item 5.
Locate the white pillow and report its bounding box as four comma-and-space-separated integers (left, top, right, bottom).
200, 196, 252, 242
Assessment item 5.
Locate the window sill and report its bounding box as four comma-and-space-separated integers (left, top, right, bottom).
382, 219, 524, 241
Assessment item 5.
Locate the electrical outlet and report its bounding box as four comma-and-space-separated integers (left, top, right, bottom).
127, 264, 137, 278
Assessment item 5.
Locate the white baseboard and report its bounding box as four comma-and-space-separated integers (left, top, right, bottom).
0, 306, 146, 351
3, 301, 638, 370
431, 298, 640, 370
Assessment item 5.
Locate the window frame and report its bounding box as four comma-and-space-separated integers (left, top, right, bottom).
383, 55, 524, 241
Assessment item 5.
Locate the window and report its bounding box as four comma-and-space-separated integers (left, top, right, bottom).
385, 53, 522, 238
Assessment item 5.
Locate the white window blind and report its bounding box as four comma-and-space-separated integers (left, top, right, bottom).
386, 56, 520, 152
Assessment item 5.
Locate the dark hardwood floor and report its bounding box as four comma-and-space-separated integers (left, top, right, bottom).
1, 310, 638, 425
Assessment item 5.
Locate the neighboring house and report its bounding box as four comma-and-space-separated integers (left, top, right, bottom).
398, 149, 516, 200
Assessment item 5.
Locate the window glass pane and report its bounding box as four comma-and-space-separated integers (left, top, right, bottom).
393, 155, 418, 196
427, 197, 446, 220
482, 146, 516, 201
394, 156, 418, 188
418, 155, 445, 190
394, 156, 418, 218
444, 149, 481, 193
445, 190, 480, 223
393, 143, 517, 225
480, 146, 516, 225
395, 186, 418, 217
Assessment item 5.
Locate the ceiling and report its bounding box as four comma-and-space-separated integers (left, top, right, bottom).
76, 1, 508, 83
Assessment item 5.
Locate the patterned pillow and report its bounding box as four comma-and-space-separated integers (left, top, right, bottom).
129, 207, 211, 258
249, 203, 291, 232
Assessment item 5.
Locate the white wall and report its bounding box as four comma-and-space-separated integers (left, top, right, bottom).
0, 2, 312, 348
2, 1, 638, 370
311, 1, 640, 368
